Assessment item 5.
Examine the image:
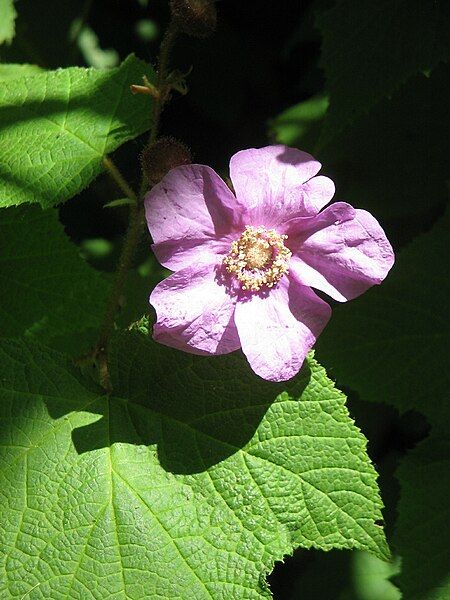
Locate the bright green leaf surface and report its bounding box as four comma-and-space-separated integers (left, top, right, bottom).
0, 63, 42, 81
317, 0, 450, 144
0, 335, 387, 599
316, 207, 450, 426
0, 54, 154, 208
394, 436, 450, 599
0, 0, 17, 45
0, 205, 109, 351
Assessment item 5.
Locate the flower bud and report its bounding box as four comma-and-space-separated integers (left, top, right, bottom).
169, 0, 217, 38
141, 137, 192, 184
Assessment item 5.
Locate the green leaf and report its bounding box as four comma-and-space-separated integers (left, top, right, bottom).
0, 205, 109, 353
268, 95, 328, 153
394, 435, 450, 599
317, 0, 450, 144
103, 197, 135, 209
0, 63, 42, 81
351, 551, 400, 600
316, 206, 450, 426
72, 22, 120, 69
0, 54, 154, 208
319, 65, 450, 219
0, 0, 17, 45
0, 335, 388, 598
272, 66, 449, 220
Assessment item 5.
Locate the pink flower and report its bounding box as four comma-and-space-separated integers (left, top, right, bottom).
144, 145, 394, 382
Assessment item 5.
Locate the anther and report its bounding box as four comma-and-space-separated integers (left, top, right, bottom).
223, 226, 291, 291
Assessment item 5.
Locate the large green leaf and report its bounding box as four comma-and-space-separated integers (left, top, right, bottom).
0, 54, 154, 208
394, 435, 450, 600
0, 205, 109, 352
317, 0, 450, 144
316, 206, 450, 426
0, 0, 17, 45
0, 335, 388, 598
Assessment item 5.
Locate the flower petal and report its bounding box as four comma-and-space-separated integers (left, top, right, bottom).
145, 164, 242, 270
299, 175, 336, 216
287, 202, 395, 302
150, 263, 240, 355
229, 145, 327, 226
234, 278, 331, 381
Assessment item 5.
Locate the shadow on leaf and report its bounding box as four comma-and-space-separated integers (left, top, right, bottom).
62, 331, 311, 474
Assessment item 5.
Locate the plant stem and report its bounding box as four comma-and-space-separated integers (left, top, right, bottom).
93, 20, 179, 391
96, 202, 144, 352
139, 22, 178, 196
102, 156, 137, 202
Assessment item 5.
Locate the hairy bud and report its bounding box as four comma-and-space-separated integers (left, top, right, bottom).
169, 0, 217, 38
141, 137, 192, 184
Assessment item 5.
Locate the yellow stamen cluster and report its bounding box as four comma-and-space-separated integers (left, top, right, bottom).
223, 226, 291, 291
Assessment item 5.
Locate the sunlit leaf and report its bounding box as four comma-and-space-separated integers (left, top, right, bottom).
0, 54, 154, 208
0, 63, 42, 81
0, 335, 388, 598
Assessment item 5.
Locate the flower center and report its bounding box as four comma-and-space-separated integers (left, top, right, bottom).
223, 225, 292, 291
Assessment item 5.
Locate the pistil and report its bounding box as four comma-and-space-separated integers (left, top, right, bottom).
223, 225, 291, 291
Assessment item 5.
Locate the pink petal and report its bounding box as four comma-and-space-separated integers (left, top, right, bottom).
287, 202, 395, 302
300, 175, 336, 216
150, 263, 240, 355
229, 145, 330, 226
145, 164, 242, 270
234, 278, 331, 382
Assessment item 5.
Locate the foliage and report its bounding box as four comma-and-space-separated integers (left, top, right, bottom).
395, 436, 450, 600
315, 210, 450, 600
0, 63, 42, 80
0, 0, 448, 598
0, 0, 17, 45
0, 336, 386, 598
317, 0, 450, 144
0, 55, 154, 208
0, 206, 109, 352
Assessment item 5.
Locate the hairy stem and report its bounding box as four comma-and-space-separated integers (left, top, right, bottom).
102, 156, 137, 202
93, 20, 179, 390
96, 202, 144, 352
139, 22, 178, 195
